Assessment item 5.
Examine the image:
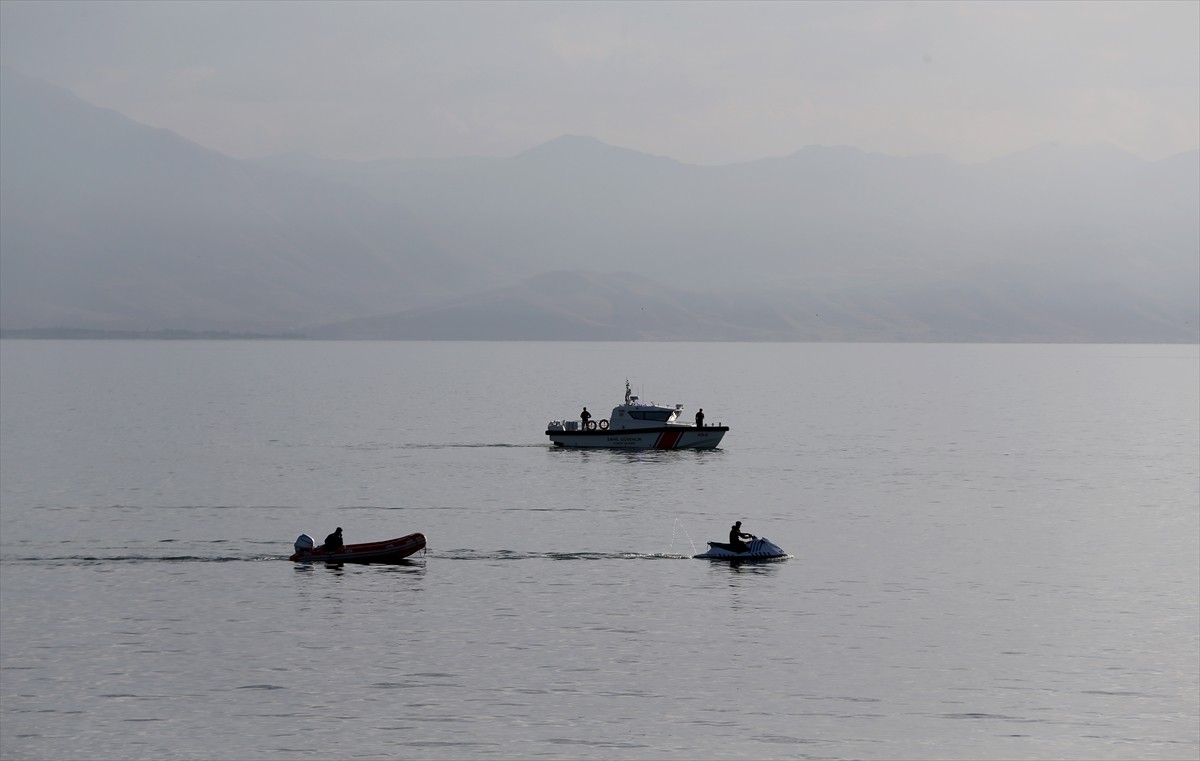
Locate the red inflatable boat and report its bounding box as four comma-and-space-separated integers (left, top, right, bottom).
289, 532, 426, 563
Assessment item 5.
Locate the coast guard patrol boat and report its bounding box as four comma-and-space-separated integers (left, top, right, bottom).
545, 380, 728, 450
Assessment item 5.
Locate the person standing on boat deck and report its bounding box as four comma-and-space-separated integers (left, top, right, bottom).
324, 527, 344, 552
729, 521, 753, 553
695, 408, 705, 428
580, 407, 592, 430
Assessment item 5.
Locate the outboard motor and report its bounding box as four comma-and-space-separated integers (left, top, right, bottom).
294, 533, 315, 555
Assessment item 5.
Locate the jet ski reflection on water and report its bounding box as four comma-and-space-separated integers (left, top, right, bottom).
693, 535, 788, 561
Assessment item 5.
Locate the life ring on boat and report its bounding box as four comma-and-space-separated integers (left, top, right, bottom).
598, 419, 609, 430
586, 420, 597, 430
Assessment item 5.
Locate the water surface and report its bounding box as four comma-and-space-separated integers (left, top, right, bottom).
2, 341, 1197, 760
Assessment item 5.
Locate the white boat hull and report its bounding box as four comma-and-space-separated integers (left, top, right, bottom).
546, 425, 728, 450
694, 536, 788, 561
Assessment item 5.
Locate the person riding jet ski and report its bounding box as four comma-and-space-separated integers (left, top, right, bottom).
729, 521, 754, 553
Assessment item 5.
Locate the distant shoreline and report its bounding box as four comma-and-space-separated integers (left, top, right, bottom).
0, 328, 306, 340
1, 327, 1196, 344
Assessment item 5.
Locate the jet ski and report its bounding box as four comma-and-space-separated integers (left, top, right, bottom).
693, 535, 788, 561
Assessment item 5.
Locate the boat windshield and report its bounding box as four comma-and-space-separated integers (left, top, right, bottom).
628, 410, 673, 422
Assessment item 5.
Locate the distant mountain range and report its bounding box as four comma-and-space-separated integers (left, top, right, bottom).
2, 66, 1197, 341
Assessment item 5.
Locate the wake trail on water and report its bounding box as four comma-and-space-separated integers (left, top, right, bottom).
341, 442, 547, 450
432, 549, 688, 561
1, 554, 259, 565
1, 550, 691, 566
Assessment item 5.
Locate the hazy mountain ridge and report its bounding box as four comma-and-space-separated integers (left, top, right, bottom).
2, 67, 1196, 341
0, 67, 496, 332
286, 136, 1196, 341
262, 135, 1198, 308
307, 268, 1194, 342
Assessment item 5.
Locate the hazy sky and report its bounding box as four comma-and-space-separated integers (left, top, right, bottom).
2, 0, 1197, 165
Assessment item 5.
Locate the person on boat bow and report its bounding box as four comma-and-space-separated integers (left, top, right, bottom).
324, 527, 344, 552
729, 521, 754, 553
695, 408, 705, 428
580, 407, 592, 430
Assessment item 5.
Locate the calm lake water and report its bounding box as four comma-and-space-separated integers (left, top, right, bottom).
1, 340, 1197, 761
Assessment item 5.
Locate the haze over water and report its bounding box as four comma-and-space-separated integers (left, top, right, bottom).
1, 340, 1197, 760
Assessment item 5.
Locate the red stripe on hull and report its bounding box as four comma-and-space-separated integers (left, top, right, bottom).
656, 430, 684, 449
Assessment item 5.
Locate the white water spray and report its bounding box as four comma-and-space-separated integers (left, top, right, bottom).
670, 518, 698, 556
